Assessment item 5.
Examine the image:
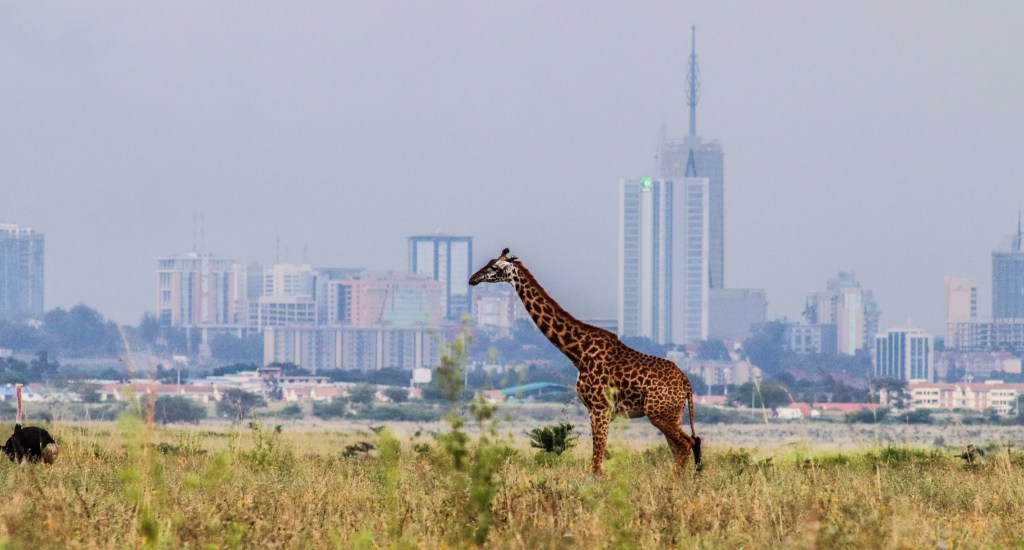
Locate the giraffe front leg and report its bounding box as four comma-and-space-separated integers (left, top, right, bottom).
589, 409, 610, 475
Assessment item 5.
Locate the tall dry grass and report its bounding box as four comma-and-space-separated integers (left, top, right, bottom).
1, 419, 1023, 548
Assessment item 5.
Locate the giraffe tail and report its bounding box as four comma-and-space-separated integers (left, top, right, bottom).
687, 390, 702, 466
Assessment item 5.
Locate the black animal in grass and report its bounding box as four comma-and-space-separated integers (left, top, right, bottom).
2, 384, 59, 464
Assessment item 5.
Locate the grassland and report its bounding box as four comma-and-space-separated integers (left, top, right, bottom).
2, 412, 1023, 549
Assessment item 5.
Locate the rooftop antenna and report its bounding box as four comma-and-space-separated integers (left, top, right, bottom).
684, 24, 700, 178
1014, 211, 1022, 252
191, 213, 198, 253
686, 24, 701, 140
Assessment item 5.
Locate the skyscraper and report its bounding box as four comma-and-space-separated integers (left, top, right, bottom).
618, 176, 709, 345
656, 27, 725, 290
156, 252, 248, 327
992, 216, 1024, 319
407, 235, 472, 321
0, 223, 44, 320
804, 272, 880, 355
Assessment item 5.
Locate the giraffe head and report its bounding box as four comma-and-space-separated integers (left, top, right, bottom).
469, 248, 519, 286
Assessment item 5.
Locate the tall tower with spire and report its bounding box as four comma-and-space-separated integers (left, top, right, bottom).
992, 214, 1024, 319
657, 26, 725, 290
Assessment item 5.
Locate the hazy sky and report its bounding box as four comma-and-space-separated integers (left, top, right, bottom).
2, 2, 1023, 336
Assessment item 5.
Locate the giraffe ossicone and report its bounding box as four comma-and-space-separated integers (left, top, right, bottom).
470, 248, 701, 474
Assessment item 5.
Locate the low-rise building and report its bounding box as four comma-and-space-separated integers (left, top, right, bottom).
934, 351, 1022, 381
909, 380, 1024, 414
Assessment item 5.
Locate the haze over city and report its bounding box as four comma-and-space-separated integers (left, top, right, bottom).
2, 2, 1022, 335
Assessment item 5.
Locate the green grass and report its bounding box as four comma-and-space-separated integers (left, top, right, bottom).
1, 421, 1023, 549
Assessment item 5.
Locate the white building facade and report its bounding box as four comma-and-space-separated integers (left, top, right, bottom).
618, 177, 709, 345
874, 326, 934, 382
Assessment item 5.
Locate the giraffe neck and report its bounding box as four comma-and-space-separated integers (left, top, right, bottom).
509, 263, 588, 366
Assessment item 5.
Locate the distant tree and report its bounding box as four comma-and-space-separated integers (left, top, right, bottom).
727, 379, 792, 409
135, 312, 192, 355
278, 403, 304, 420
698, 339, 731, 361
420, 385, 447, 402
154, 363, 181, 384
69, 381, 103, 403
137, 312, 162, 346
154, 396, 207, 424
324, 367, 410, 386
97, 367, 126, 381
899, 408, 933, 425
312, 398, 348, 419
0, 400, 15, 420
44, 305, 121, 357
209, 332, 263, 364
0, 319, 47, 351
872, 378, 909, 409
741, 321, 790, 375
268, 362, 312, 376
846, 407, 889, 423
384, 387, 409, 403
0, 357, 29, 385
264, 377, 284, 401
216, 389, 267, 421
347, 384, 377, 407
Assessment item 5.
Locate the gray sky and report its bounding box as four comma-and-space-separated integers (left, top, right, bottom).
2, 2, 1022, 336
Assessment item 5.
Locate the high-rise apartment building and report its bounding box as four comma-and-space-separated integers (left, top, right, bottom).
874, 326, 934, 382
618, 176, 709, 345
407, 235, 472, 321
0, 224, 44, 320
992, 218, 1024, 319
945, 276, 977, 345
264, 326, 439, 371
156, 253, 249, 327
656, 27, 724, 290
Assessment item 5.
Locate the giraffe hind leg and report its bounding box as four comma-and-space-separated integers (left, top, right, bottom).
647, 411, 695, 474
588, 410, 610, 475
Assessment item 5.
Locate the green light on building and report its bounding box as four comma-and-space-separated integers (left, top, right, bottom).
640, 177, 653, 191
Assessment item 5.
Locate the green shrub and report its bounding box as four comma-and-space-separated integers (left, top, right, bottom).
153, 395, 207, 424
312, 398, 349, 419
360, 403, 444, 422
527, 422, 578, 456
846, 407, 889, 423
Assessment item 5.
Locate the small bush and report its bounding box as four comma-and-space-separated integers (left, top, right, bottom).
846, 407, 889, 423
312, 398, 349, 419
527, 422, 578, 456
154, 396, 208, 424
360, 403, 444, 422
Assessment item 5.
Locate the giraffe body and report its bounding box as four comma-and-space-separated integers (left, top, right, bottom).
470, 249, 701, 474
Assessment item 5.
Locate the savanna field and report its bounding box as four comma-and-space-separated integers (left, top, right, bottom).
2, 409, 1024, 550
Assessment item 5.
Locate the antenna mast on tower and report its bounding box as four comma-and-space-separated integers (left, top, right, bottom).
1014, 211, 1022, 252
686, 25, 701, 140
685, 25, 701, 178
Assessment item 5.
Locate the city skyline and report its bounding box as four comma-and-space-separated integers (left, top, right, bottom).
3, 3, 1023, 335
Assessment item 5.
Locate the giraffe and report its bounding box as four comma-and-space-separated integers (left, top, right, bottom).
469, 248, 701, 474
